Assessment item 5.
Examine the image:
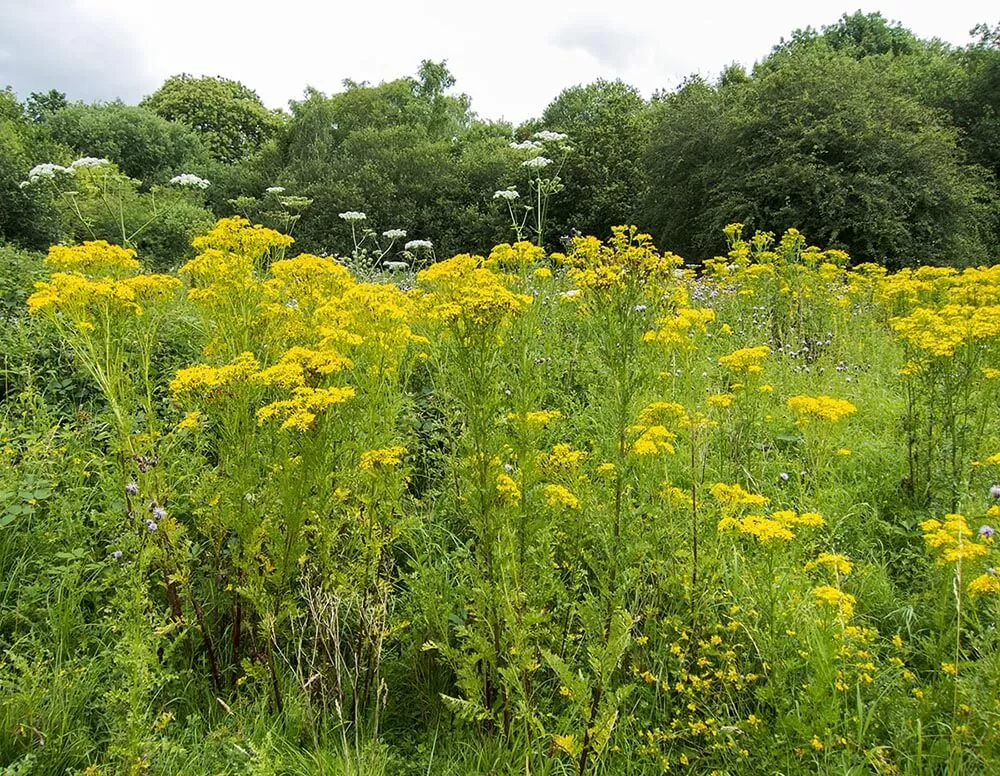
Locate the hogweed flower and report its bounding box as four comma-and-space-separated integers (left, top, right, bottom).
338, 211, 367, 222
405, 239, 433, 251
493, 189, 520, 201
510, 140, 542, 151
382, 228, 407, 240
70, 157, 110, 168
522, 156, 553, 169
24, 162, 73, 184
169, 173, 211, 189
265, 185, 285, 194
533, 130, 568, 142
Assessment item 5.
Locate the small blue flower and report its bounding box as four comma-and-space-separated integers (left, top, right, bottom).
125, 482, 139, 496
152, 506, 167, 521
146, 519, 158, 532
779, 472, 790, 482
980, 524, 996, 539
111, 550, 123, 560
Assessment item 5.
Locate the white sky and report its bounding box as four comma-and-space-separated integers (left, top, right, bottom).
1, 0, 996, 123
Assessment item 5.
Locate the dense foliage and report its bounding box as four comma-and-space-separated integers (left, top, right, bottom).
1, 216, 1000, 774
1, 11, 1000, 776
1, 14, 999, 265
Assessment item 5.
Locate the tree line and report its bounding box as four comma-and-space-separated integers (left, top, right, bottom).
1, 12, 998, 268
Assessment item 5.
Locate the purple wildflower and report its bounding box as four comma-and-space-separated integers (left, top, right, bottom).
152, 506, 167, 521
146, 519, 158, 532
779, 472, 790, 482
111, 550, 123, 560
979, 525, 996, 539
991, 484, 1000, 499
125, 482, 139, 496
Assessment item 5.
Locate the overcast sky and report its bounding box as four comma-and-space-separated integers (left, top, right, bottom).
0, 0, 995, 123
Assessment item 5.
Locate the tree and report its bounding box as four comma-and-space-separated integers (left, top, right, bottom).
645, 46, 996, 266
538, 79, 651, 241
142, 74, 282, 163
24, 89, 68, 123
47, 102, 209, 183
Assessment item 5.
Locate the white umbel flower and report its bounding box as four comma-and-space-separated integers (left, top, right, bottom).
339, 211, 367, 222
405, 239, 433, 251
493, 189, 520, 201
70, 157, 110, 168
522, 156, 553, 169
25, 162, 73, 183
510, 140, 542, 151
532, 130, 568, 142
265, 186, 285, 194
169, 173, 211, 189
382, 228, 407, 240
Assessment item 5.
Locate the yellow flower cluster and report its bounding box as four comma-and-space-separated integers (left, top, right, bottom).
418, 254, 532, 327
45, 241, 140, 275
718, 509, 824, 543
256, 385, 355, 431
169, 352, 261, 398
813, 585, 856, 621
537, 443, 587, 475
919, 514, 990, 566
359, 446, 407, 471
718, 346, 770, 375
891, 304, 1000, 358
968, 572, 1000, 598
543, 483, 580, 510
488, 241, 546, 270
630, 425, 676, 456
643, 307, 715, 347
507, 409, 562, 428
805, 552, 854, 577
565, 226, 682, 292
495, 472, 521, 504
709, 483, 769, 512
786, 394, 857, 425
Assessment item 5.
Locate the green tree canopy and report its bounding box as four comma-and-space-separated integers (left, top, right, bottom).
142, 74, 282, 163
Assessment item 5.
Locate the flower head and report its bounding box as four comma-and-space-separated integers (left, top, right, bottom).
71, 157, 110, 168
382, 228, 407, 240
522, 156, 553, 169
991, 484, 1000, 499
125, 482, 139, 496
146, 519, 158, 532
533, 130, 568, 143
405, 239, 433, 251
493, 189, 520, 201
338, 211, 367, 222
111, 550, 123, 560
980, 524, 996, 539
152, 506, 167, 520
169, 173, 211, 189
265, 186, 285, 194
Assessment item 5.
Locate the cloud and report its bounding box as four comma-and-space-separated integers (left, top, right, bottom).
549, 17, 651, 71
0, 0, 155, 103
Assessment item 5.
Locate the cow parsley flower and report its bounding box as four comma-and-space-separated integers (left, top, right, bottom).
510, 140, 542, 151
405, 239, 433, 251
169, 173, 211, 189
493, 189, 520, 201
339, 211, 367, 222
382, 229, 407, 240
522, 156, 553, 169
265, 186, 285, 194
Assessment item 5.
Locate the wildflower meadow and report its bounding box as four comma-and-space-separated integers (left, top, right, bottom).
2, 214, 999, 775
